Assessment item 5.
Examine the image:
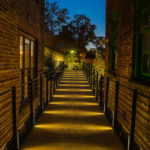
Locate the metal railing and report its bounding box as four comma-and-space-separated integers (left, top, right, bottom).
83, 62, 105, 108
0, 62, 65, 150
83, 62, 150, 150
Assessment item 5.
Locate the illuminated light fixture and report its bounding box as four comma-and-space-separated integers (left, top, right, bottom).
35, 123, 112, 131
49, 101, 98, 106
53, 94, 95, 98
56, 89, 92, 92
79, 53, 83, 57
70, 50, 75, 54
58, 84, 90, 87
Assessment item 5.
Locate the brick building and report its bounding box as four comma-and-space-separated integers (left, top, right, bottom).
105, 0, 150, 149
0, 0, 45, 149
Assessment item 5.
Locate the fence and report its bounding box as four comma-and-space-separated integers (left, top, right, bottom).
0, 63, 65, 150
83, 62, 150, 150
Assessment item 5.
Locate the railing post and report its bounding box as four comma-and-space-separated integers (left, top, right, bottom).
30, 79, 34, 126
105, 77, 109, 114
113, 81, 119, 129
40, 75, 43, 112
96, 72, 99, 101
128, 89, 138, 150
99, 75, 103, 108
12, 86, 17, 149
89, 64, 91, 84
88, 64, 90, 83
46, 74, 48, 104
53, 70, 56, 93
50, 72, 52, 99
91, 64, 93, 87
93, 70, 95, 94
56, 71, 58, 87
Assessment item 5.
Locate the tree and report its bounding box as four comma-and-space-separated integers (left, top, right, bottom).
58, 25, 77, 48
93, 36, 105, 59
63, 15, 96, 52
45, 1, 70, 35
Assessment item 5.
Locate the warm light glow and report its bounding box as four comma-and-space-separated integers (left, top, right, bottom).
70, 50, 76, 54
43, 110, 103, 116
35, 123, 112, 132
64, 73, 85, 76
79, 53, 83, 57
53, 94, 95, 98
58, 84, 90, 87
49, 101, 98, 106
22, 145, 115, 150
60, 81, 88, 83
63, 75, 85, 77
64, 73, 83, 75
62, 78, 86, 80
56, 89, 92, 92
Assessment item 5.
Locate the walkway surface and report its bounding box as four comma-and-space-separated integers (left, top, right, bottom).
21, 70, 124, 150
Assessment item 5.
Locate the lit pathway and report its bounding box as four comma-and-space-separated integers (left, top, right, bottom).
21, 70, 124, 150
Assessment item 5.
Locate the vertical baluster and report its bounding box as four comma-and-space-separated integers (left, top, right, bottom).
30, 79, 33, 126
91, 64, 92, 86
12, 86, 17, 149
128, 89, 138, 150
46, 74, 48, 104
96, 72, 99, 101
93, 70, 95, 94
40, 75, 43, 112
99, 75, 103, 108
113, 81, 119, 129
105, 77, 109, 114
50, 72, 52, 99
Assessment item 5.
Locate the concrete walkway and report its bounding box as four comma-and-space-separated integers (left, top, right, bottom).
21, 71, 124, 150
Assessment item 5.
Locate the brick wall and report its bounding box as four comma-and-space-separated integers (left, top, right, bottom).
105, 0, 150, 149
0, 0, 45, 148
0, 0, 45, 90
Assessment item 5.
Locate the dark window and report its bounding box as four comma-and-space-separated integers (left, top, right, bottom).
135, 0, 150, 78
109, 11, 118, 72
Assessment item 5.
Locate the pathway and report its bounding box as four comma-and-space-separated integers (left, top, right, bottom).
21, 70, 124, 150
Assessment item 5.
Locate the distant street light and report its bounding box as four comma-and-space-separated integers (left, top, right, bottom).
70, 50, 76, 54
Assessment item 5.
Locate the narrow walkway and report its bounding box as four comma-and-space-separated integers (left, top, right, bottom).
21, 71, 124, 150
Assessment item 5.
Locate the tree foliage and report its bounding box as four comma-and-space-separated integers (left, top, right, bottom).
45, 2, 97, 52
45, 1, 70, 35
67, 15, 96, 52
93, 36, 105, 59
93, 52, 105, 75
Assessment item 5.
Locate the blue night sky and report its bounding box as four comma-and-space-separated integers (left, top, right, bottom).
50, 0, 106, 37
48, 0, 106, 49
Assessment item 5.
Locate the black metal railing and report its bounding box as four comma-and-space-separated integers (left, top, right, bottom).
83, 62, 150, 150
0, 62, 65, 150
83, 62, 105, 109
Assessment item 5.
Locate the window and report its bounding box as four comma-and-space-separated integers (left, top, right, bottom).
109, 11, 118, 72
135, 0, 150, 78
20, 35, 36, 100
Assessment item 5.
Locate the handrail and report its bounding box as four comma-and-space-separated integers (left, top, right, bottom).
83, 62, 150, 150
0, 89, 12, 96
0, 62, 65, 149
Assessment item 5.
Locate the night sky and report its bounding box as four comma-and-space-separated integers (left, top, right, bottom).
48, 0, 106, 49
50, 0, 106, 36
